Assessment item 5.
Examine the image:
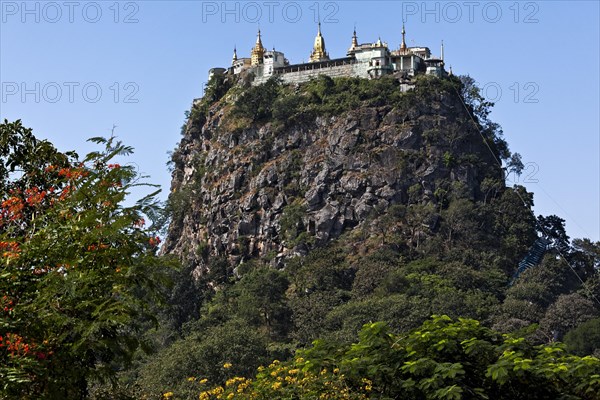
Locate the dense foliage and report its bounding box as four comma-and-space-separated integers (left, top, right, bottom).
0, 120, 171, 398
197, 316, 600, 399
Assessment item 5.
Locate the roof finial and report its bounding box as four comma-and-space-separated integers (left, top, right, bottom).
348, 24, 359, 55
400, 22, 407, 52
317, 9, 321, 36
441, 40, 444, 61
232, 45, 238, 64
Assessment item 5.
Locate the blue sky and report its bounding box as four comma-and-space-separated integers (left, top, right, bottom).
1, 0, 598, 241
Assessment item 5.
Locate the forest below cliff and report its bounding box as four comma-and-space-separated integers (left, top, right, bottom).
1, 74, 599, 399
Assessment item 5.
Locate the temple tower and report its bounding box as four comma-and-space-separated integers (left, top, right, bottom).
309, 22, 330, 62
251, 29, 266, 66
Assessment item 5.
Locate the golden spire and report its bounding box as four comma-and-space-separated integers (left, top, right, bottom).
309, 22, 329, 62
250, 29, 265, 66
256, 28, 263, 45
400, 23, 407, 52
232, 46, 238, 64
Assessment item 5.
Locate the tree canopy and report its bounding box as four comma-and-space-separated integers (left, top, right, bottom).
0, 120, 171, 398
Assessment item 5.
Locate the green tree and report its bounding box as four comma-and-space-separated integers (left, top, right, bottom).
440, 198, 479, 247
564, 317, 600, 357
506, 152, 524, 178
136, 319, 269, 398
233, 77, 281, 121
489, 185, 537, 265
537, 214, 570, 254
0, 120, 170, 399
458, 75, 510, 162
233, 267, 291, 339
537, 293, 599, 342
571, 238, 600, 278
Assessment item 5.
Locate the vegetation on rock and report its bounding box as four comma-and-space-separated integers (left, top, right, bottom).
2, 72, 599, 399
133, 74, 600, 399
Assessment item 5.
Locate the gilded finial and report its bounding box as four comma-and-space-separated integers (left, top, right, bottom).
251, 28, 266, 66
309, 21, 329, 62
256, 28, 262, 44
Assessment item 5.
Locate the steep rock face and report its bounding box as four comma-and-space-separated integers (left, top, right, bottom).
164, 79, 500, 272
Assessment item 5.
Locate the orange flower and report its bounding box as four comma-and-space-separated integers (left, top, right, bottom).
58, 167, 88, 180
25, 187, 47, 206
1, 196, 25, 222
0, 333, 35, 356
0, 241, 21, 259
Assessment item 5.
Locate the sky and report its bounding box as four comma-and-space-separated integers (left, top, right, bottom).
1, 0, 599, 242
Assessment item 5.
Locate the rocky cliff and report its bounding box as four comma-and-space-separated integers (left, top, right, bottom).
164, 75, 502, 273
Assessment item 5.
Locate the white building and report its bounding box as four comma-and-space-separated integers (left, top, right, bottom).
209, 24, 447, 86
